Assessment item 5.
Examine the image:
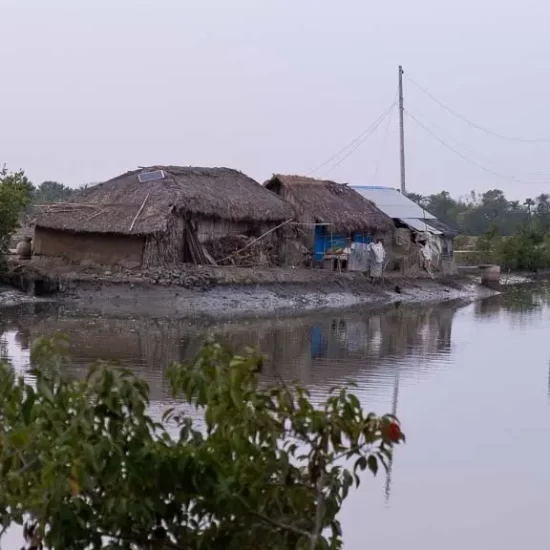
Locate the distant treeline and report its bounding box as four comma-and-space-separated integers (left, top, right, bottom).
406, 189, 550, 236
22, 181, 97, 218
28, 180, 90, 209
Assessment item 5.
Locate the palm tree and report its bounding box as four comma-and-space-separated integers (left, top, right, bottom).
525, 198, 535, 230
525, 198, 535, 216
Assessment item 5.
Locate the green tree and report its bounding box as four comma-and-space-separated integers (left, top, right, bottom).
535, 194, 550, 230
535, 193, 550, 214
0, 337, 403, 550
424, 191, 468, 230
497, 228, 548, 271
33, 180, 73, 204
405, 192, 426, 208
0, 165, 33, 260
401, 187, 550, 237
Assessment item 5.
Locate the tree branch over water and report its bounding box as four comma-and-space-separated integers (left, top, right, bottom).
0, 336, 404, 549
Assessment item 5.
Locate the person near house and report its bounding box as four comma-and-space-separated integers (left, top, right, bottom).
368, 237, 386, 284
419, 239, 433, 276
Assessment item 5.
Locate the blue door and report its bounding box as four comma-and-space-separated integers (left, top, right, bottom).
314, 225, 326, 262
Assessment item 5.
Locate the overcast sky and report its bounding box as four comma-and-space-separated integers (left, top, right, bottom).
2, 0, 550, 199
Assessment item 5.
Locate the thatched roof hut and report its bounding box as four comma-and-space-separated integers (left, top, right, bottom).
33, 166, 294, 268
264, 175, 393, 234
36, 166, 293, 236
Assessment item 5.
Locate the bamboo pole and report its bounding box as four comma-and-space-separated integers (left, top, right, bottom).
129, 193, 150, 232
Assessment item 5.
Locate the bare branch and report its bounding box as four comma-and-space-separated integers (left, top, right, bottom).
309, 469, 326, 550
97, 529, 187, 550
238, 496, 311, 540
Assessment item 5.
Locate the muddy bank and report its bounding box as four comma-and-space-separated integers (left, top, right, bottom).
1, 261, 502, 319
58, 274, 497, 320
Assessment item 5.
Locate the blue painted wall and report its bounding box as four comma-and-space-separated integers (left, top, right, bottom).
313, 226, 372, 262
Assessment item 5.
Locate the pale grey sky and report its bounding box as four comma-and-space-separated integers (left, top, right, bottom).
2, 0, 550, 199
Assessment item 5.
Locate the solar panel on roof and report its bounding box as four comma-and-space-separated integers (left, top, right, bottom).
138, 170, 166, 183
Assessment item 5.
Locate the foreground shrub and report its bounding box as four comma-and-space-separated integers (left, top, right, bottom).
0, 336, 403, 549
0, 165, 33, 261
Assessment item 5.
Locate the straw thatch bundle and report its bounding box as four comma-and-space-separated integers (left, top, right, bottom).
264, 175, 393, 234
34, 166, 293, 236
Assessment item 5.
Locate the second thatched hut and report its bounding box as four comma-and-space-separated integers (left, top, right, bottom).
264, 175, 394, 267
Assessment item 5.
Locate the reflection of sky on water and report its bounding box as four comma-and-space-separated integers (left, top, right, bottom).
0, 330, 30, 373
2, 291, 550, 549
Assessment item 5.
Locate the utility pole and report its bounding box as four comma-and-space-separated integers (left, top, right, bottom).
398, 65, 406, 194
384, 366, 400, 504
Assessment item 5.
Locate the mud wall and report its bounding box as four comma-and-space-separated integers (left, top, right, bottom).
33, 227, 146, 268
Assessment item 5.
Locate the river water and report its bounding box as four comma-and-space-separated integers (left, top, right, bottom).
1, 287, 549, 549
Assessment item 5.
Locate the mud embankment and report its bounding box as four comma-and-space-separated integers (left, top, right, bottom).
0, 261, 501, 319
67, 276, 496, 319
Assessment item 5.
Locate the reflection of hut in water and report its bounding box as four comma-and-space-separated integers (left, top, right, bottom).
208, 320, 314, 383
212, 302, 457, 388
1, 299, 460, 404
26, 317, 209, 402
302, 304, 456, 386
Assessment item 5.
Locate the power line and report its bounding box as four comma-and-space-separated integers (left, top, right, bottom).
311, 100, 396, 175
406, 111, 550, 186
370, 107, 394, 184
406, 106, 501, 167
321, 104, 395, 177
408, 104, 550, 180
405, 74, 550, 144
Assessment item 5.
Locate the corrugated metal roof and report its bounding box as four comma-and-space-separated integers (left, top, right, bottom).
400, 218, 442, 234
353, 186, 436, 220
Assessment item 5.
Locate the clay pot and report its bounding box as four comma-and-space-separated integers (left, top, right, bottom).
16, 237, 32, 259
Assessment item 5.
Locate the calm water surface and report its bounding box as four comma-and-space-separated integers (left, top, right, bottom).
1, 288, 549, 549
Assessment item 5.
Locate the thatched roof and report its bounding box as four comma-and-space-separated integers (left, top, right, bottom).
35, 166, 293, 236
265, 175, 393, 234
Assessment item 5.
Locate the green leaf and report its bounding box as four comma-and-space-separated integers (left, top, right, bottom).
354, 456, 367, 474
37, 380, 55, 404
21, 391, 36, 425
367, 455, 378, 476
348, 394, 360, 410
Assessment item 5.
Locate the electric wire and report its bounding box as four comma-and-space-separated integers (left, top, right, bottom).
405, 73, 550, 144
369, 107, 394, 184
406, 106, 502, 168
406, 110, 550, 186
408, 105, 550, 180
320, 103, 395, 177
311, 100, 396, 176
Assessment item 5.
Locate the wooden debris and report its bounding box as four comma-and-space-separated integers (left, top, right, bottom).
218, 219, 291, 264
